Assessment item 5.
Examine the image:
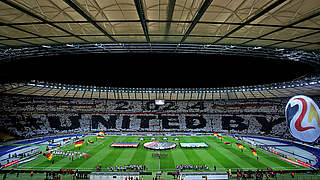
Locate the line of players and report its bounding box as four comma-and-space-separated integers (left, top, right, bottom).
176, 164, 210, 171
97, 164, 147, 172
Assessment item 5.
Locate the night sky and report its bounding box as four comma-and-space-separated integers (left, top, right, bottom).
0, 53, 315, 88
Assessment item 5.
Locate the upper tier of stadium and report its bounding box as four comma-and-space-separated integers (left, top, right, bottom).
0, 78, 319, 100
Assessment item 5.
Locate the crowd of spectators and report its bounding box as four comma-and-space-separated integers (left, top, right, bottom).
0, 95, 319, 140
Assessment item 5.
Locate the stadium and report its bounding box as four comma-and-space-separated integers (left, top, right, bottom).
0, 0, 320, 179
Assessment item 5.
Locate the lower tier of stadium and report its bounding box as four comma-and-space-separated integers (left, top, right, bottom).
1, 132, 319, 179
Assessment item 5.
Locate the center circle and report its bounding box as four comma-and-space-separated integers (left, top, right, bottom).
143, 141, 176, 150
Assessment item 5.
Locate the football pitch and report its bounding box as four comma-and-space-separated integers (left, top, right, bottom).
11, 135, 309, 173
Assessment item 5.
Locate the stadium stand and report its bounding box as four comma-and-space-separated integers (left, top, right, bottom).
1, 95, 319, 140
0, 132, 15, 142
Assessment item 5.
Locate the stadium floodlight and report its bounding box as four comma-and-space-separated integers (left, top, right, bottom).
203, 44, 211, 48
42, 45, 51, 48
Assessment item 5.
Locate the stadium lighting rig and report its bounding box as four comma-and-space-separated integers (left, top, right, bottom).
0, 43, 319, 64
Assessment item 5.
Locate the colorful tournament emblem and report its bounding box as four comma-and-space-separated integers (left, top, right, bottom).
285, 95, 320, 142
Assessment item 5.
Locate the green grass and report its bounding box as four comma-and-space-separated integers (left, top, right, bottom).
1, 171, 320, 180
8, 135, 309, 173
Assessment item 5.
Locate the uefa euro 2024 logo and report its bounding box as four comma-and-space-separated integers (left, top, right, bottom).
285, 95, 320, 142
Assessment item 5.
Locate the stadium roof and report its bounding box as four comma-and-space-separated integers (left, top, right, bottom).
0, 0, 319, 49
0, 0, 320, 100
